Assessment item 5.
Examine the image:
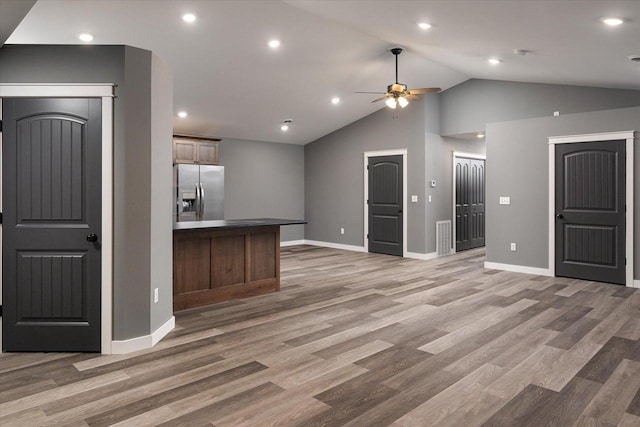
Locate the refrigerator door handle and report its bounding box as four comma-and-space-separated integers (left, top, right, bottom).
195, 183, 201, 220
199, 183, 205, 219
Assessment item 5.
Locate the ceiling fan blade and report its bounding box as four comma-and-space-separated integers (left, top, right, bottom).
355, 91, 386, 94
371, 94, 390, 103
403, 95, 421, 100
406, 87, 441, 95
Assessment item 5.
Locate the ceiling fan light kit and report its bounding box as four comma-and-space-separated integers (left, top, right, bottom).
360, 47, 441, 110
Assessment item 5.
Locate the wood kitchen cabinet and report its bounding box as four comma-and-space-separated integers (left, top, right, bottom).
173, 135, 220, 165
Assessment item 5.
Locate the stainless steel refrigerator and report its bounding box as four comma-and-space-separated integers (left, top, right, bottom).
174, 164, 224, 221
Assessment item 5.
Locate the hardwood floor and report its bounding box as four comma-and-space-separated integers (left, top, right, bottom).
1, 245, 639, 426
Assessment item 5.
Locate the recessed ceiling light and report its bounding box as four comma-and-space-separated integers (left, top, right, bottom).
177, 111, 188, 118
602, 17, 623, 26
331, 97, 340, 105
268, 40, 281, 49
281, 119, 292, 131
488, 58, 502, 65
78, 33, 94, 42
476, 133, 485, 139
182, 13, 196, 23
418, 22, 432, 30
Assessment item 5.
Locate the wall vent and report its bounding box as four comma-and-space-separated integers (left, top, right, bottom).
436, 220, 452, 256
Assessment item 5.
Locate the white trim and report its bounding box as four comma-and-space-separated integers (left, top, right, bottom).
406, 251, 439, 261
363, 149, 408, 257
280, 239, 306, 247
111, 316, 175, 354
452, 151, 486, 160
303, 239, 366, 253
633, 280, 640, 289
548, 130, 636, 288
151, 316, 175, 346
451, 152, 486, 254
0, 84, 115, 353
0, 84, 114, 98
484, 262, 553, 277
279, 240, 440, 260
548, 131, 635, 145
101, 95, 114, 354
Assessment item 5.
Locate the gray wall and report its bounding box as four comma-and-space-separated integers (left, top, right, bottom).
486, 106, 640, 279
305, 101, 427, 253
219, 138, 305, 242
0, 45, 174, 340
149, 54, 174, 332
441, 79, 640, 136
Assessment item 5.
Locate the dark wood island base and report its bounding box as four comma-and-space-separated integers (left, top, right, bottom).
173, 219, 306, 312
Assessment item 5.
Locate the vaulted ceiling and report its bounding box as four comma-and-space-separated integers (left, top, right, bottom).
4, 0, 640, 144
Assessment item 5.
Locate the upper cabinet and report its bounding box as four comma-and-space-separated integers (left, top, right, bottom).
173, 135, 220, 165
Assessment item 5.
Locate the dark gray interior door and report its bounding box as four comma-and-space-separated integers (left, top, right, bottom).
455, 157, 485, 252
368, 155, 403, 256
555, 140, 625, 285
2, 98, 102, 352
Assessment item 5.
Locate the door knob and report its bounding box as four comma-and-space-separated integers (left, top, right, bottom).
86, 233, 98, 242
556, 214, 564, 219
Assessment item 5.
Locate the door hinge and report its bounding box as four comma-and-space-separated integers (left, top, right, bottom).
367, 234, 369, 239
366, 199, 369, 205
0, 120, 3, 132
367, 165, 369, 170
0, 305, 2, 317
0, 212, 2, 224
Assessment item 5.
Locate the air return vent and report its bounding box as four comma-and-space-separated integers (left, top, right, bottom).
436, 220, 452, 256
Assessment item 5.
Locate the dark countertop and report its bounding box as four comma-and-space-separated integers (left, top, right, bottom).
173, 218, 307, 231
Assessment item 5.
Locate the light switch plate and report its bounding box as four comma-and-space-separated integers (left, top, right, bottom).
499, 196, 511, 205
411, 195, 418, 202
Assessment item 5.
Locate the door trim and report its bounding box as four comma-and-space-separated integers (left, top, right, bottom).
0, 84, 115, 353
548, 130, 636, 288
451, 152, 486, 255
363, 149, 407, 257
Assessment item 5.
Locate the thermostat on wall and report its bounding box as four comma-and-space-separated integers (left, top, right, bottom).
430, 180, 436, 188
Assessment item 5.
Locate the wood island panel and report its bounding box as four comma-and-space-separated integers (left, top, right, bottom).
173, 225, 280, 311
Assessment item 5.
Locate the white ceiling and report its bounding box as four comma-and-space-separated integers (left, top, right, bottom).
5, 0, 640, 145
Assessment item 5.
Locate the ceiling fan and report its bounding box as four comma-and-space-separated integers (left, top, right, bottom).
357, 47, 441, 109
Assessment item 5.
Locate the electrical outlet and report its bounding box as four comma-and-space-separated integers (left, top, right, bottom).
499, 197, 511, 205
553, 111, 560, 116
411, 195, 418, 203
154, 288, 159, 303
340, 227, 345, 235
510, 243, 517, 251
428, 195, 432, 202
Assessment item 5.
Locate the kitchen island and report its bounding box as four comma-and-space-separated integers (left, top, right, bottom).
173, 219, 306, 311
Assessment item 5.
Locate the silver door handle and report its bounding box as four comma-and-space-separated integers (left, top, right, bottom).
195, 183, 201, 220
199, 183, 205, 219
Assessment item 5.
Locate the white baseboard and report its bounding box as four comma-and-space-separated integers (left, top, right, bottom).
405, 251, 438, 260
111, 316, 175, 354
280, 239, 306, 247
633, 280, 640, 289
484, 261, 553, 277
303, 240, 367, 253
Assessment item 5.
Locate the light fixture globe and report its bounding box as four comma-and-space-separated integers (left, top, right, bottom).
398, 97, 409, 108
385, 98, 397, 109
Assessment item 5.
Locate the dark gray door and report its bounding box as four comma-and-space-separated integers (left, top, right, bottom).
455, 157, 485, 252
368, 155, 403, 256
2, 98, 102, 351
555, 140, 625, 285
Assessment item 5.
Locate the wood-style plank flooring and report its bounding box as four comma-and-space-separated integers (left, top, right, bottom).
1, 246, 639, 426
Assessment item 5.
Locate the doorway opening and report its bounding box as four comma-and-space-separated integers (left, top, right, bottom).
363, 149, 407, 257
548, 131, 635, 287
452, 152, 486, 253
0, 84, 114, 353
